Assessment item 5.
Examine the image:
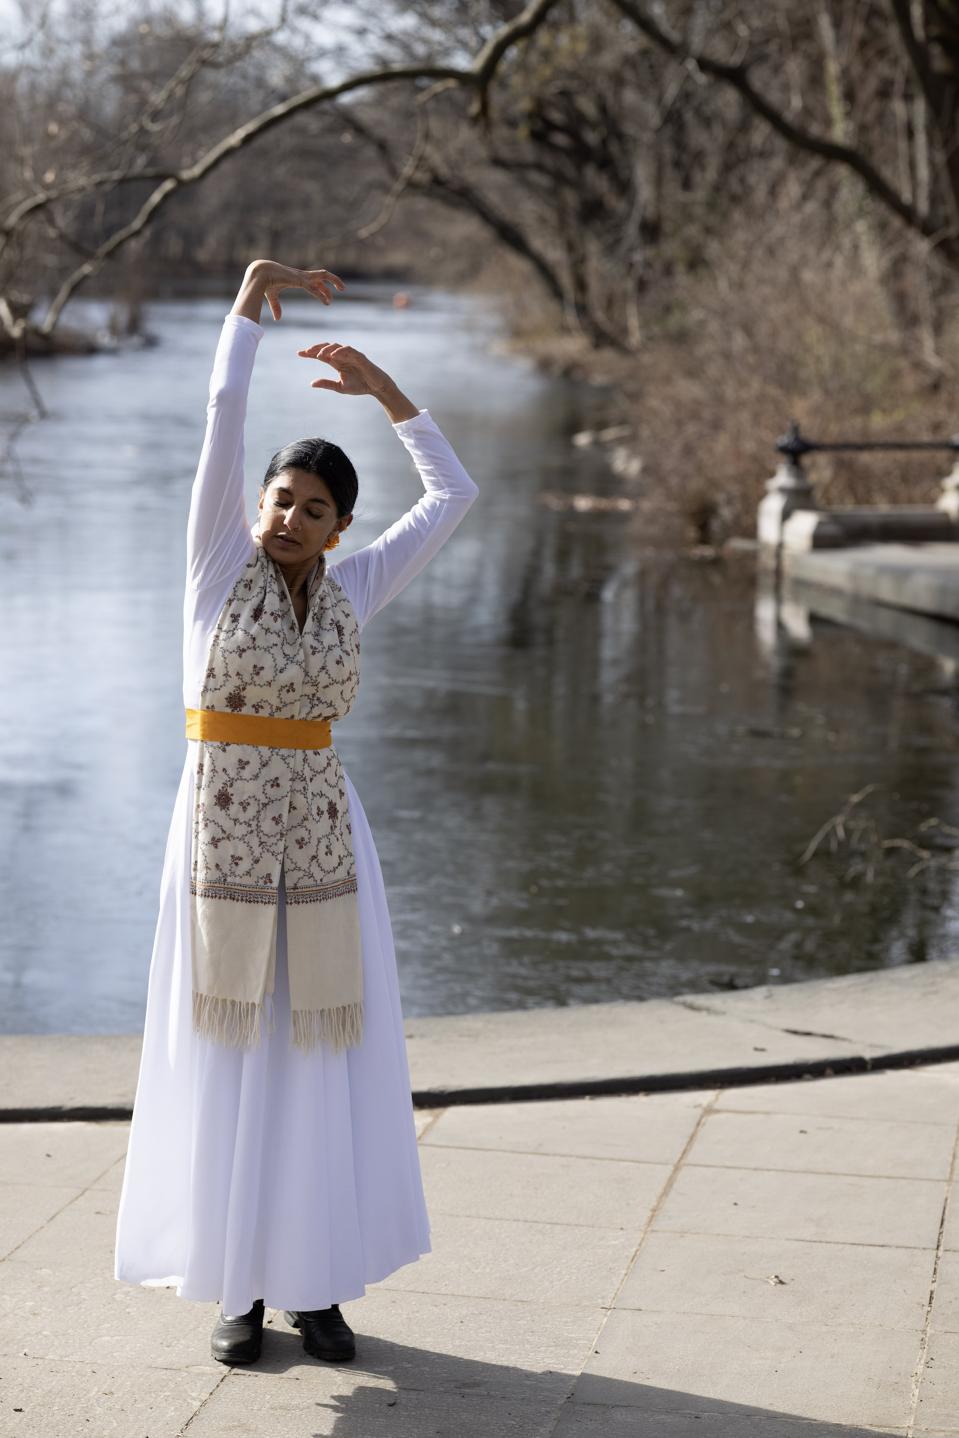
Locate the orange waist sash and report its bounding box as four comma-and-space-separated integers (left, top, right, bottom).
185, 707, 333, 750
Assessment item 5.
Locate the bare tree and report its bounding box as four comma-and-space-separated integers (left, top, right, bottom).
0, 0, 563, 348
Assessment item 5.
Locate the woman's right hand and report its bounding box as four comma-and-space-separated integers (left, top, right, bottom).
244, 260, 346, 321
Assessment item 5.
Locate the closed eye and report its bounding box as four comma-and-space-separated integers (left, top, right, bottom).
273, 488, 328, 518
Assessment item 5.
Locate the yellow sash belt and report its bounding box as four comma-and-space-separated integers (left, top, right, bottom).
185, 707, 332, 750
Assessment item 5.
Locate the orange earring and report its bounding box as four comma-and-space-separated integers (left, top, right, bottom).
323, 531, 341, 551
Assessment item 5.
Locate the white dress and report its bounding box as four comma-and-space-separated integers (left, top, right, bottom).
113, 312, 479, 1316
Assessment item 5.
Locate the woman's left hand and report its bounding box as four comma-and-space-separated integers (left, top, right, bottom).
297, 342, 394, 398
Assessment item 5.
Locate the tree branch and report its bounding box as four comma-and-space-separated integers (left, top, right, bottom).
607, 0, 956, 255
5, 0, 564, 337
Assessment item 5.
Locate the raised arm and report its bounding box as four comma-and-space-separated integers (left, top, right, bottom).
330, 409, 479, 628
185, 261, 346, 592
296, 337, 479, 628
184, 312, 263, 591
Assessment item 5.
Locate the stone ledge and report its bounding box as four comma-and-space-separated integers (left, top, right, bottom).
2, 958, 957, 1120
781, 543, 959, 622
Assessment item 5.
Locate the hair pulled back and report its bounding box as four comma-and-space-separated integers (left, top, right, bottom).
262, 437, 358, 519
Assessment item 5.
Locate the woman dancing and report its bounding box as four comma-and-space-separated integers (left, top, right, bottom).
113, 259, 479, 1365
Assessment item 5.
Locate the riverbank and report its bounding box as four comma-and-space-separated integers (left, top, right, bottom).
3, 958, 958, 1121
495, 276, 959, 552
2, 962, 959, 1433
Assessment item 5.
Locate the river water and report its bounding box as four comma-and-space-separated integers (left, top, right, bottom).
2, 283, 958, 1034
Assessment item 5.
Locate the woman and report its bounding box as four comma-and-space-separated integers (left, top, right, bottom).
113, 259, 480, 1366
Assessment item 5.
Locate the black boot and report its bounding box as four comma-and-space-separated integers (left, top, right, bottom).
283, 1304, 356, 1362
210, 1298, 265, 1364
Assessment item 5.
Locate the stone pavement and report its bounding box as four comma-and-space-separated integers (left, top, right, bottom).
3, 1057, 959, 1435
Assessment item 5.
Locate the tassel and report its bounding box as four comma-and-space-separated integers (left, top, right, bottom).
192, 990, 264, 1049
291, 1001, 363, 1054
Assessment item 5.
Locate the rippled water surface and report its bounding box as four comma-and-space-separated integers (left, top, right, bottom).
2, 284, 958, 1033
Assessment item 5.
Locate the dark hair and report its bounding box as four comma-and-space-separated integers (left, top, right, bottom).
262, 438, 358, 519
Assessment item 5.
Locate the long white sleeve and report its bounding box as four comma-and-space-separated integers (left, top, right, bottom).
185, 313, 263, 592
330, 409, 479, 629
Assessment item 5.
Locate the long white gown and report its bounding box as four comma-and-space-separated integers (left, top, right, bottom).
113, 312, 479, 1316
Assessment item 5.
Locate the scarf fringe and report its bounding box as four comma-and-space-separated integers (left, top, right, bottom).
291, 1000, 364, 1054
193, 991, 265, 1049
192, 992, 361, 1054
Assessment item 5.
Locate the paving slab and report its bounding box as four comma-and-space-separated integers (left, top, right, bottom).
85, 1153, 127, 1195
912, 1328, 959, 1431
417, 1143, 670, 1229
574, 1308, 919, 1427
0, 1118, 130, 1188
685, 1107, 956, 1179
6, 1185, 120, 1274
934, 1182, 959, 1251
0, 1184, 83, 1261
376, 1210, 638, 1308
0, 1354, 224, 1438
617, 1230, 935, 1331
714, 1065, 959, 1124
652, 1164, 946, 1248
931, 1249, 959, 1334
308, 1288, 596, 1402
179, 1374, 562, 1438
0, 1263, 217, 1369
421, 1090, 709, 1163
552, 1409, 910, 1437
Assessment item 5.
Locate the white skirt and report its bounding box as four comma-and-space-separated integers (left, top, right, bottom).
113, 752, 432, 1316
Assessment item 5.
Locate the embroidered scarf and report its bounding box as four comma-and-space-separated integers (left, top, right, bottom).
189, 531, 363, 1054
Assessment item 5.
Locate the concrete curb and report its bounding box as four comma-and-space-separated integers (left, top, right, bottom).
409, 1039, 959, 1107
2, 958, 957, 1122
4, 1039, 959, 1122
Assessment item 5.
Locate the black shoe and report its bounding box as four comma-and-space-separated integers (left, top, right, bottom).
283, 1304, 356, 1362
210, 1298, 265, 1364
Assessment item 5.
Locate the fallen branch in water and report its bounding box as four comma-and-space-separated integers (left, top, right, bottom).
799, 785, 959, 882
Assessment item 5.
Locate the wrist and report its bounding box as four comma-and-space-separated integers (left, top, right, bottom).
374, 379, 419, 424
231, 266, 270, 324
242, 262, 268, 293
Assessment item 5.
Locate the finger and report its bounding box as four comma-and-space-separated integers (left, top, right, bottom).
309, 269, 347, 290
311, 378, 344, 391
305, 272, 345, 302
300, 350, 345, 368
299, 345, 348, 367
293, 272, 331, 305
301, 350, 347, 370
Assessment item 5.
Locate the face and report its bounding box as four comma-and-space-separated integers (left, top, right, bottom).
257, 467, 352, 565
